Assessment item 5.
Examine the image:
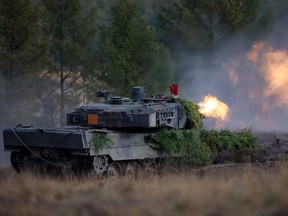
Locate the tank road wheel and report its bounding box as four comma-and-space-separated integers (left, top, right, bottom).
125, 161, 140, 179
92, 155, 109, 176
10, 151, 30, 173
107, 162, 123, 179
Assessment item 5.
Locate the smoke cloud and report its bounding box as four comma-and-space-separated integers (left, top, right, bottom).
181, 1, 288, 132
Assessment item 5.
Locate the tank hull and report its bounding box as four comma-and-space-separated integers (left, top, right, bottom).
3, 127, 164, 176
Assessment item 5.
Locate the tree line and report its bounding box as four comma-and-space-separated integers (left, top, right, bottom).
0, 0, 270, 127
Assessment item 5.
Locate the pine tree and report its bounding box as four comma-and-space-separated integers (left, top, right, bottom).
180, 0, 260, 30
41, 0, 97, 126
159, 0, 261, 51
96, 0, 171, 95
0, 0, 50, 127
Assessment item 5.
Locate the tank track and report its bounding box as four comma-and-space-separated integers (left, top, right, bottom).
10, 150, 169, 178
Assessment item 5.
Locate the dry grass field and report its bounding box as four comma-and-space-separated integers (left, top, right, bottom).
1, 162, 288, 216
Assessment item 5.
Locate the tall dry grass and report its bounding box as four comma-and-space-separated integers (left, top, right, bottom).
0, 163, 288, 216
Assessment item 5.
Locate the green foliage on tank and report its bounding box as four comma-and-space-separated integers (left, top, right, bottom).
201, 127, 258, 160
153, 127, 257, 166
152, 129, 212, 166
89, 133, 112, 153
180, 99, 203, 129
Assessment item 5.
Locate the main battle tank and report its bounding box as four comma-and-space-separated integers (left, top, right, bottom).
3, 86, 196, 177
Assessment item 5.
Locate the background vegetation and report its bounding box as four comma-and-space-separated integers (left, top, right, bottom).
0, 0, 270, 128
0, 0, 281, 169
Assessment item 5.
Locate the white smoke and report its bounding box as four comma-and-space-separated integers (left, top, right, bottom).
180, 1, 288, 132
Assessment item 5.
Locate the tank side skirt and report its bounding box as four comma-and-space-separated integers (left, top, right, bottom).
7, 128, 74, 167
4, 128, 86, 150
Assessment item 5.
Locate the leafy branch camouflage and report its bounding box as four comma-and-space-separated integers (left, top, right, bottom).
153, 127, 257, 166
89, 133, 112, 153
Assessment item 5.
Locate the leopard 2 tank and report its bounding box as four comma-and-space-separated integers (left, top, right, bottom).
3, 86, 199, 177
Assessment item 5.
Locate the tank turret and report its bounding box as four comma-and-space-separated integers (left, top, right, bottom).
67, 86, 190, 130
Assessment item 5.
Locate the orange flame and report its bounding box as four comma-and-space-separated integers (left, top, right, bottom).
198, 94, 230, 121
